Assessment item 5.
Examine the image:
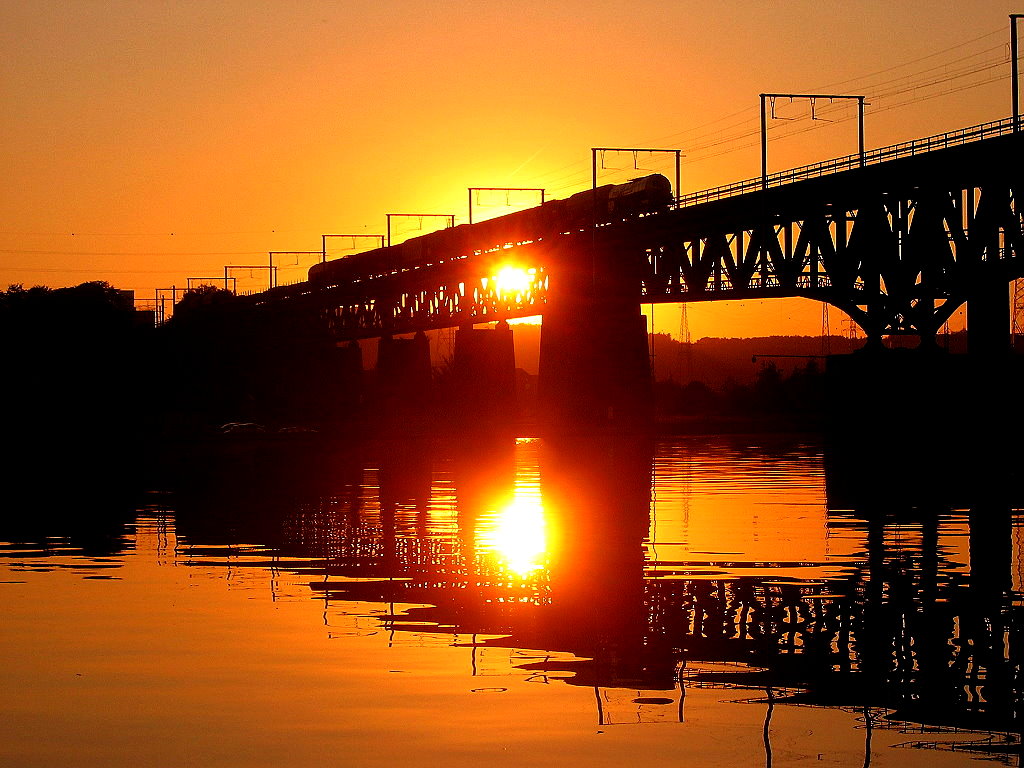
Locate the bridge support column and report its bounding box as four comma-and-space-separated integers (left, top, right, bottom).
538, 297, 652, 433
372, 331, 432, 429
969, 505, 1014, 595
330, 340, 363, 422
446, 321, 516, 432
538, 237, 652, 433
967, 279, 1010, 356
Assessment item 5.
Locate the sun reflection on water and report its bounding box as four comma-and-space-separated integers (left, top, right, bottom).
477, 444, 548, 577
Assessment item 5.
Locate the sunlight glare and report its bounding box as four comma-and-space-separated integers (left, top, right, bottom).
478, 492, 547, 577
492, 266, 534, 297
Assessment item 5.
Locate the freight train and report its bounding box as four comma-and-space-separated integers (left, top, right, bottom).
306, 173, 673, 288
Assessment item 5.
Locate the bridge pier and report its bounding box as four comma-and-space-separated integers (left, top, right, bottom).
446, 321, 517, 431
331, 340, 363, 421
969, 504, 1014, 595
538, 239, 652, 433
967, 279, 1011, 356
371, 331, 432, 429
538, 300, 651, 432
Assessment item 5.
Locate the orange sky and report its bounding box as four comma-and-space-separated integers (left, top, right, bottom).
2, 0, 1019, 338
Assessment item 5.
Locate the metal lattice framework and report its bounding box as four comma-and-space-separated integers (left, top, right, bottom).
324, 267, 549, 338
252, 253, 551, 339
631, 131, 1024, 341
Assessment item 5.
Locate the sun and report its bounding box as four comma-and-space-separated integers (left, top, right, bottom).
492, 266, 535, 296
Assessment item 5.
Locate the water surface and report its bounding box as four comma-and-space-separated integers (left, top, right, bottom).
1, 435, 1020, 767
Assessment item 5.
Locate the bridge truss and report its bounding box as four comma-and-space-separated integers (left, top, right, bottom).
633, 131, 1024, 342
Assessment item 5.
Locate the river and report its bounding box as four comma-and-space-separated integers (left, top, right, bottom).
1, 434, 1020, 767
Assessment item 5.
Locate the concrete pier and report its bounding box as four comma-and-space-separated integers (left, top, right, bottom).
537, 239, 652, 433
331, 340, 363, 422
372, 331, 432, 429
447, 321, 517, 431
968, 279, 1011, 356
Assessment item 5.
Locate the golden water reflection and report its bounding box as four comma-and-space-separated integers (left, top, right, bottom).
478, 494, 548, 577
475, 438, 548, 578
1, 435, 1021, 768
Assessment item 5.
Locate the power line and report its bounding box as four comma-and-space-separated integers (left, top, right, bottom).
0, 266, 206, 274
606, 33, 1012, 183
0, 230, 299, 237
812, 26, 1005, 91
0, 249, 266, 257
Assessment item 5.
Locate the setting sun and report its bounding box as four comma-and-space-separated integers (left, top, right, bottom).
492, 266, 535, 297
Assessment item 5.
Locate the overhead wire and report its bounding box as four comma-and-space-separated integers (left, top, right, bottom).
579, 26, 1011, 187
652, 26, 1007, 153
0, 249, 266, 257
193, 23, 1021, 294
311, 25, 1020, 225
642, 41, 1010, 165
0, 266, 200, 274
811, 26, 1005, 91
667, 43, 1012, 167
687, 72, 1009, 167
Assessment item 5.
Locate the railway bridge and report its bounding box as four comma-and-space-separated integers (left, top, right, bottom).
237, 118, 1024, 430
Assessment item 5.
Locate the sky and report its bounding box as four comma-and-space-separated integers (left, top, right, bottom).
2, 0, 1021, 339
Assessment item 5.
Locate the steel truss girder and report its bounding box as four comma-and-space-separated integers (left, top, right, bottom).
256, 248, 551, 340
631, 133, 1024, 341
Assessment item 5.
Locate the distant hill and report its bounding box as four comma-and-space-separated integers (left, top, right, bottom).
407, 324, 978, 388
653, 333, 854, 387
506, 327, 856, 385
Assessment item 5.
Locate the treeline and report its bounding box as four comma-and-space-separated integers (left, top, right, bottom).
0, 282, 151, 438
158, 285, 354, 433
653, 359, 827, 432
498, 325, 987, 385
0, 282, 155, 520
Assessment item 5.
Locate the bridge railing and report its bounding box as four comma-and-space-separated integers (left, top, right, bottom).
677, 116, 1019, 207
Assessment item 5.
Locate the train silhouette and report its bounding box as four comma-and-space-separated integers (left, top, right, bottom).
305, 173, 673, 288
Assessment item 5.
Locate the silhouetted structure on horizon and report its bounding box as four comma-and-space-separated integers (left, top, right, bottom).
159, 121, 1024, 435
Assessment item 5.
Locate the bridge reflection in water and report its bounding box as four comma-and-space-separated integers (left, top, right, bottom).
161, 434, 1023, 760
